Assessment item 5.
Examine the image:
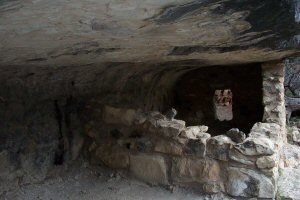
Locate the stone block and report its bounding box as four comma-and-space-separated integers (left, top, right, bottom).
256, 155, 277, 169
229, 148, 256, 166
249, 122, 280, 141
130, 154, 168, 185
149, 119, 186, 138
154, 140, 183, 156
234, 137, 275, 156
206, 135, 235, 161
95, 143, 129, 169
184, 139, 206, 157
171, 157, 220, 183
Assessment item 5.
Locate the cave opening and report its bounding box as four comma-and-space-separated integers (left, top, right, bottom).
172, 64, 264, 136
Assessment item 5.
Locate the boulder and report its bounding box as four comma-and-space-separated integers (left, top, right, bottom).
226, 167, 275, 198
234, 137, 275, 156
206, 135, 235, 161
226, 128, 246, 143
130, 154, 168, 185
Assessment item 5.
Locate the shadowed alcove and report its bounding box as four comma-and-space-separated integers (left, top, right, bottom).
172, 64, 264, 136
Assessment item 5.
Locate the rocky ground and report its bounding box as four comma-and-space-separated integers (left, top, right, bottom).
0, 162, 233, 200
2, 143, 300, 200
278, 143, 300, 200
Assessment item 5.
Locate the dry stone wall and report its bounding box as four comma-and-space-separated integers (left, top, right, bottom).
81, 61, 285, 199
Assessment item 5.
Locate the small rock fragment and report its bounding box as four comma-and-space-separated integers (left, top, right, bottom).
226, 128, 246, 143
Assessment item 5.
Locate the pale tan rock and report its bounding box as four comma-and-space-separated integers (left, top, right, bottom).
172, 157, 220, 183
256, 155, 276, 169
103, 105, 137, 126
249, 122, 281, 141
181, 126, 209, 139
130, 154, 168, 185
154, 140, 183, 156
202, 182, 224, 194
95, 144, 129, 169
149, 118, 186, 138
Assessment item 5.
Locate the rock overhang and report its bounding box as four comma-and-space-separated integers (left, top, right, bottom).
0, 0, 299, 68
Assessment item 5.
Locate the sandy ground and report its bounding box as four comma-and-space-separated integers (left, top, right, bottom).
0, 163, 233, 200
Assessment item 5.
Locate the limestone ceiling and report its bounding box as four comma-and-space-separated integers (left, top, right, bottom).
0, 0, 300, 67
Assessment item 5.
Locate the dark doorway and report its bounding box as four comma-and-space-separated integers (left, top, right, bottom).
173, 64, 264, 136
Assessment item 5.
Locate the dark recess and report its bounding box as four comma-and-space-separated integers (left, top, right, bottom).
172, 64, 264, 136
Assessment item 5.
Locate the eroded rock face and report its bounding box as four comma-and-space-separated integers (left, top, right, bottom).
0, 0, 299, 67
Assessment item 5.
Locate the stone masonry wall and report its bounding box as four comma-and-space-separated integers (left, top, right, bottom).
81, 61, 286, 199
262, 61, 286, 140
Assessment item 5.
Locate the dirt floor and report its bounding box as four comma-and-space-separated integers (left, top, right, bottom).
0, 162, 233, 200
2, 144, 300, 200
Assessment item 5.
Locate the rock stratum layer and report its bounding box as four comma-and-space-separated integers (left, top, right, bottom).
0, 0, 299, 67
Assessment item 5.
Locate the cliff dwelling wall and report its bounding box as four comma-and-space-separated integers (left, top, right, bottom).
0, 61, 286, 199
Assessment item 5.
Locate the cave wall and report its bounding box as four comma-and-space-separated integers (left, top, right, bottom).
0, 62, 200, 195
0, 75, 87, 194
0, 101, 60, 193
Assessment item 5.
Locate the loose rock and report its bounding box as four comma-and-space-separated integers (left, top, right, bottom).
234, 137, 275, 156
226, 128, 246, 143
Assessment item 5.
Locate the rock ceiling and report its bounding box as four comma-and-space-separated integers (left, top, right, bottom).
0, 0, 300, 67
